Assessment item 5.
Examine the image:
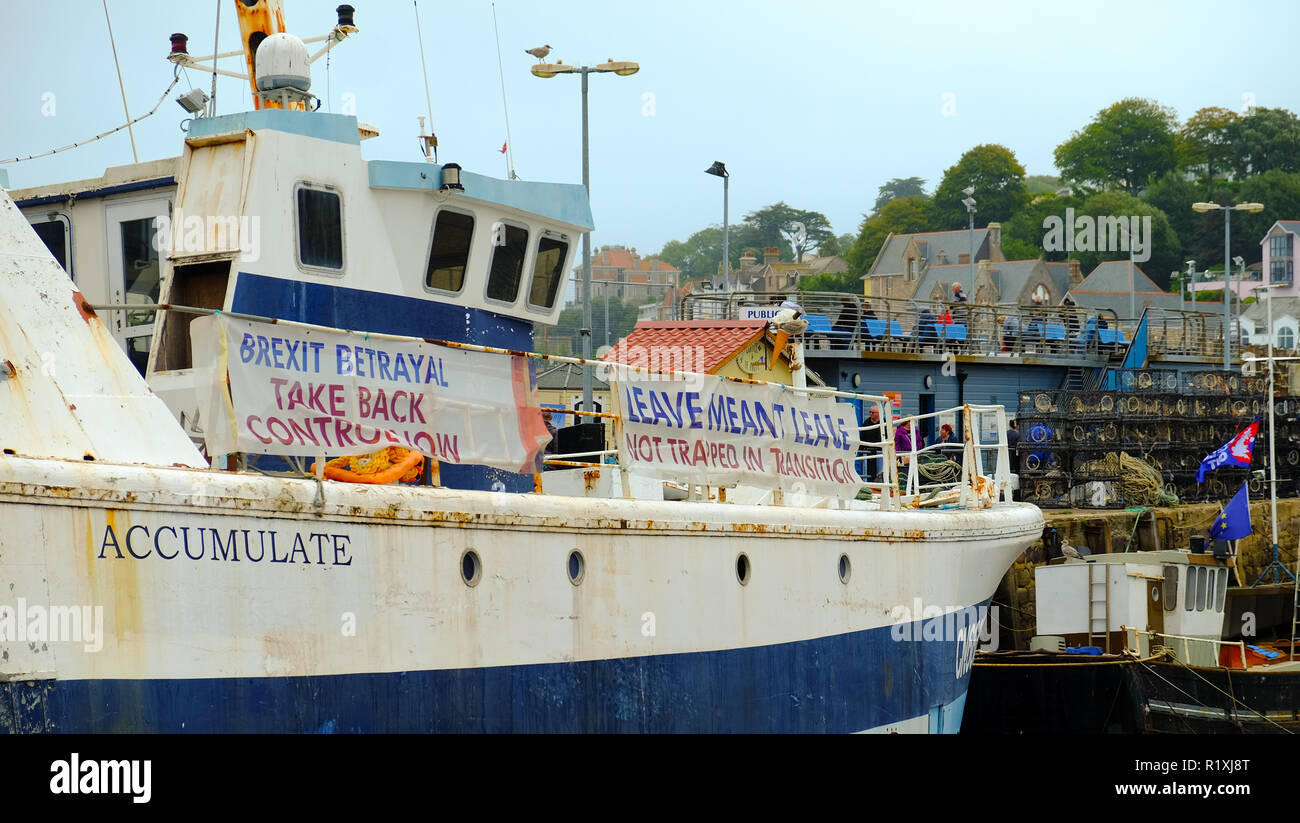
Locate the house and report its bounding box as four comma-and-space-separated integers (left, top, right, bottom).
1262, 220, 1299, 298
1066, 260, 1219, 317
862, 223, 1005, 300
1238, 296, 1300, 351
600, 318, 822, 388
728, 247, 848, 293
535, 362, 615, 450
580, 245, 681, 307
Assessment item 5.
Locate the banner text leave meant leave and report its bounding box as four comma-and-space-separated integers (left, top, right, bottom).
610, 365, 863, 499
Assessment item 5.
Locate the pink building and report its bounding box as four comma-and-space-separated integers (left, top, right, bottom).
1194, 220, 1300, 301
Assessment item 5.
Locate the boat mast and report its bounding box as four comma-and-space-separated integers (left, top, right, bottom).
234, 0, 289, 110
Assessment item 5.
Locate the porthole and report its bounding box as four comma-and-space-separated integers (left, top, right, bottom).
567, 550, 585, 585
838, 554, 851, 584
460, 549, 482, 587
736, 553, 751, 586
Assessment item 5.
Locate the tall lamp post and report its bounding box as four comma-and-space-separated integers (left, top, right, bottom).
532, 57, 639, 422
705, 161, 729, 295
961, 187, 976, 297
1192, 201, 1264, 370
1246, 283, 1294, 586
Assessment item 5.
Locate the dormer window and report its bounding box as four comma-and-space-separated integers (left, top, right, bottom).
295, 184, 343, 271
907, 257, 917, 281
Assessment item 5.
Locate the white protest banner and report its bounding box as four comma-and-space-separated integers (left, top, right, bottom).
609, 365, 863, 499
191, 314, 549, 472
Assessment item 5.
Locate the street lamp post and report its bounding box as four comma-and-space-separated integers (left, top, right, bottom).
1193, 201, 1264, 370
532, 58, 639, 422
961, 187, 976, 297
1247, 284, 1293, 586
705, 162, 729, 294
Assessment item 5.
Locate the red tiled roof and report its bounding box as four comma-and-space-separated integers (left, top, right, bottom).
601, 319, 768, 374
594, 248, 635, 268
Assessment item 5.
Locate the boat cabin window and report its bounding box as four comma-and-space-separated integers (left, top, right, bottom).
1185, 567, 1198, 611
29, 214, 71, 279
527, 233, 569, 311
1215, 568, 1228, 612
485, 222, 529, 303
425, 209, 474, 293
295, 184, 343, 271
1162, 566, 1178, 612
1196, 566, 1209, 611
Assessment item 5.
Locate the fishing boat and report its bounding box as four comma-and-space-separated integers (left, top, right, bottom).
0, 0, 1042, 733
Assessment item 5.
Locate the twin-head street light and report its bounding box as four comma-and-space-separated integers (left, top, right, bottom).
1192, 201, 1264, 369
961, 187, 976, 299
531, 57, 640, 421
705, 161, 730, 294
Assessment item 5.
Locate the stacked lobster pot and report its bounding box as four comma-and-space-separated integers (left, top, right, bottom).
1016, 369, 1280, 509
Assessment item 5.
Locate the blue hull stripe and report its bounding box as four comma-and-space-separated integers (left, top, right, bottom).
230, 271, 536, 493
4, 616, 981, 733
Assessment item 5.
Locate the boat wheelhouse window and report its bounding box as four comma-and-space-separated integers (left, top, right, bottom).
31, 217, 70, 278
425, 209, 474, 292
1185, 567, 1197, 611
527, 234, 569, 310
1162, 566, 1178, 613
485, 222, 528, 303
1215, 568, 1228, 613
296, 185, 343, 270
1196, 566, 1209, 611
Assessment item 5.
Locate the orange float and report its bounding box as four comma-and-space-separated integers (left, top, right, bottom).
311, 446, 424, 485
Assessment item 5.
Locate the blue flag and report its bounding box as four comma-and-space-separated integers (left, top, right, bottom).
1197, 417, 1260, 484
1210, 481, 1252, 541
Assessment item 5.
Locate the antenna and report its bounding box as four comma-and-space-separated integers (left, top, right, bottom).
491, 3, 517, 180
413, 1, 438, 163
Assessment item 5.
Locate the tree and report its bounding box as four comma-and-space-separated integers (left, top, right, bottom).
1143, 171, 1211, 263
1025, 174, 1063, 195
1225, 107, 1300, 177
929, 144, 1030, 230
1229, 170, 1300, 260
1054, 98, 1179, 194
1177, 107, 1239, 192
797, 270, 859, 294
844, 195, 932, 276
738, 202, 836, 262
1068, 191, 1181, 289
873, 177, 928, 212
816, 233, 843, 258
999, 193, 1081, 261
659, 226, 725, 283
548, 295, 640, 355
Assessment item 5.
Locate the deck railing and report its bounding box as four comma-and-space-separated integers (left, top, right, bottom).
677, 291, 1125, 360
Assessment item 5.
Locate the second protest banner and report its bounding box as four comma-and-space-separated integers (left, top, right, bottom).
609, 365, 863, 499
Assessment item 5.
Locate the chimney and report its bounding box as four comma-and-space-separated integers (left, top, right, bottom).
1068, 259, 1083, 285
740, 250, 757, 267
764, 246, 781, 265
937, 250, 949, 265
987, 222, 1003, 260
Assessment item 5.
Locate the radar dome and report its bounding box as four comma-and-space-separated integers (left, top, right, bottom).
255, 32, 311, 92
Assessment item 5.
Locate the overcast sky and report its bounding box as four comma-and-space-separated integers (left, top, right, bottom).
3, 0, 1297, 255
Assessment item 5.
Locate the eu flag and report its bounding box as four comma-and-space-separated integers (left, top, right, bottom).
1210, 481, 1252, 541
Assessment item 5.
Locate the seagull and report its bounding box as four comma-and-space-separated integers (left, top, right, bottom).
525, 45, 552, 62
1060, 538, 1082, 561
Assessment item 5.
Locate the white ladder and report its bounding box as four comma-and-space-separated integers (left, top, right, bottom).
1087, 563, 1110, 653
